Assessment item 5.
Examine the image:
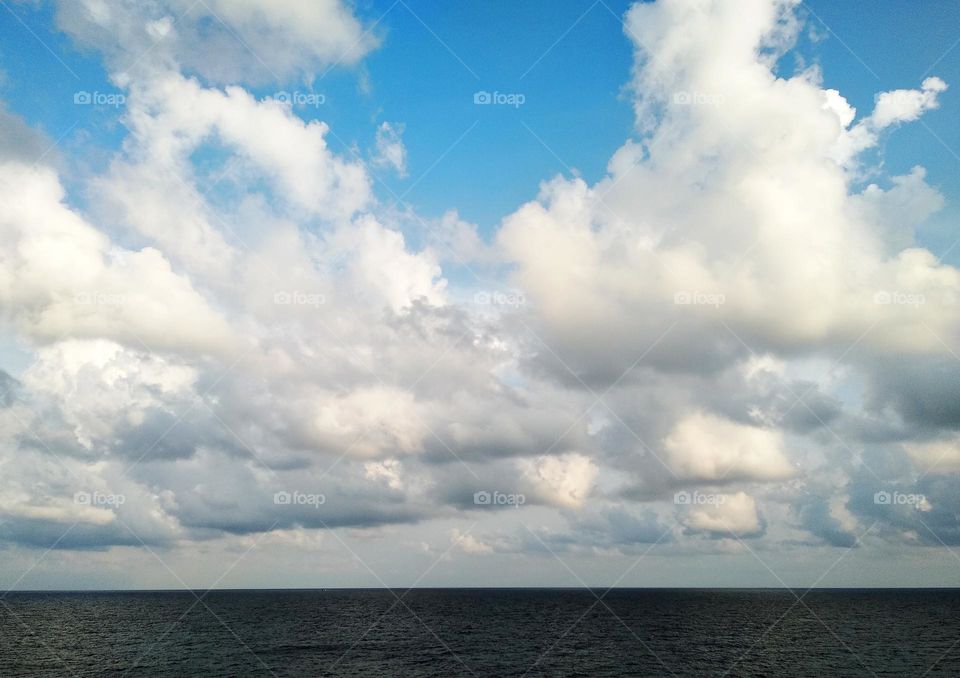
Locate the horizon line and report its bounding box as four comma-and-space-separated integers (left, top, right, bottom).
6, 586, 960, 593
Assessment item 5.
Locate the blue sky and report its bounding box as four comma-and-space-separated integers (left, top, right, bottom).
3, 0, 957, 243
1, 0, 960, 590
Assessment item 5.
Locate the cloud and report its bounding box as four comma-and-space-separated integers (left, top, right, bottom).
521, 453, 598, 508
683, 492, 762, 536
499, 0, 957, 388
53, 0, 377, 84
372, 122, 408, 177
0, 0, 958, 576
663, 412, 795, 483
451, 529, 493, 555
830, 78, 947, 167
0, 104, 54, 165
0, 162, 237, 355
796, 496, 859, 547
905, 438, 960, 474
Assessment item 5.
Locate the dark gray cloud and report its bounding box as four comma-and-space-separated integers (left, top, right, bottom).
796, 497, 858, 548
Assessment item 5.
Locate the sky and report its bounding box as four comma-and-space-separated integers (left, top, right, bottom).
0, 0, 959, 590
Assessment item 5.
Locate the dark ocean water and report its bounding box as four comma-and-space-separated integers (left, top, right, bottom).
1, 588, 958, 677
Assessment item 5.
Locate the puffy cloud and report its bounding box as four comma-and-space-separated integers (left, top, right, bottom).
683, 492, 762, 536
663, 412, 795, 483
54, 0, 377, 84
306, 386, 427, 458
331, 216, 446, 311
851, 167, 945, 254
499, 0, 958, 385
830, 78, 947, 167
100, 72, 371, 229
1, 0, 959, 580
425, 210, 500, 266
493, 0, 958, 553
0, 162, 236, 355
21, 340, 196, 452
521, 453, 598, 508
869, 77, 947, 128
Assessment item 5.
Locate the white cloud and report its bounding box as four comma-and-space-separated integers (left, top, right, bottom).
0, 0, 958, 578
451, 529, 493, 555
521, 453, 598, 508
499, 0, 958, 384
831, 77, 948, 167
684, 492, 761, 535
372, 122, 408, 177
664, 412, 795, 482
0, 163, 236, 355
54, 0, 377, 84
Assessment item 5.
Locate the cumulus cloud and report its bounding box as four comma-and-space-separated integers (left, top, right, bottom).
663, 412, 795, 483
683, 492, 762, 536
500, 0, 958, 387
521, 453, 598, 508
0, 0, 958, 580
830, 78, 948, 167
0, 163, 236, 355
53, 0, 377, 84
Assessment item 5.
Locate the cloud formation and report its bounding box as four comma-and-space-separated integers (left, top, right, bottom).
0, 0, 958, 586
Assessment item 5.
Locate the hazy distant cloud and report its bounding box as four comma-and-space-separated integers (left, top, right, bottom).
372, 121, 408, 177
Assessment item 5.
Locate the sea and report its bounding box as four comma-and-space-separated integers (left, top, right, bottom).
1, 588, 958, 676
